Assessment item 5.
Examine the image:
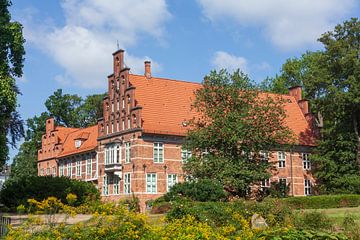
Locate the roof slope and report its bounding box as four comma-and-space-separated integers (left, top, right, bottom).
129, 74, 316, 146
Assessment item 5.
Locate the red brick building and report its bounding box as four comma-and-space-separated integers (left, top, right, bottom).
38, 50, 317, 211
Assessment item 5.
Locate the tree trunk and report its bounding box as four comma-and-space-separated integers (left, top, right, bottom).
353, 115, 360, 167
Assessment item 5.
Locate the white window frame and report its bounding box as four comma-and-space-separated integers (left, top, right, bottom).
40, 169, 44, 176
125, 142, 131, 163
278, 151, 286, 168
105, 144, 121, 165
113, 175, 120, 195
167, 174, 177, 192
153, 142, 164, 163
124, 173, 131, 194
102, 175, 108, 196
67, 160, 72, 177
86, 157, 92, 175
181, 149, 192, 163
59, 163, 64, 176
146, 173, 157, 193
52, 167, 56, 177
261, 179, 270, 189
75, 139, 82, 148
279, 178, 287, 186
76, 158, 81, 176
302, 153, 311, 170
46, 168, 50, 176
304, 179, 311, 196
260, 151, 269, 161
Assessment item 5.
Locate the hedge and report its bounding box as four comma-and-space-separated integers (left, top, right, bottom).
0, 176, 99, 211
280, 194, 360, 209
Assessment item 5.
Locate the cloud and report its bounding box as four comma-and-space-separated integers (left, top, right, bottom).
212, 51, 248, 73
23, 0, 170, 89
197, 0, 356, 50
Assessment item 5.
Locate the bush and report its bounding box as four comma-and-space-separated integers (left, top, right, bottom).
293, 211, 333, 231
162, 179, 227, 202
0, 176, 99, 211
283, 194, 360, 209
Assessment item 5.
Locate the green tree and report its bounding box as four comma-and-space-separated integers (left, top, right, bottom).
0, 0, 25, 168
183, 70, 293, 197
260, 18, 360, 193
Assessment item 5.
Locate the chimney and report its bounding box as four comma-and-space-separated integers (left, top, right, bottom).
113, 49, 125, 74
144, 61, 151, 79
298, 99, 309, 115
288, 86, 302, 102
46, 117, 55, 133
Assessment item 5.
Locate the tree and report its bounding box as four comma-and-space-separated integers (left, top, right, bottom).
11, 91, 104, 179
183, 70, 293, 197
260, 18, 360, 194
0, 0, 25, 168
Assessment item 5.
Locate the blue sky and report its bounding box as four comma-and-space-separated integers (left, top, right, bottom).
9, 0, 360, 160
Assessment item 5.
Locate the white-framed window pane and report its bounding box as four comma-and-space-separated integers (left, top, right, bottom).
261, 179, 270, 190
167, 174, 177, 192
278, 151, 286, 168
86, 157, 92, 175
153, 142, 164, 163
125, 142, 131, 163
304, 179, 311, 196
116, 145, 121, 163
113, 175, 120, 195
76, 158, 81, 176
302, 153, 311, 170
146, 173, 157, 193
260, 151, 269, 161
181, 149, 192, 163
102, 175, 108, 195
124, 173, 131, 194
67, 160, 72, 177
279, 178, 287, 186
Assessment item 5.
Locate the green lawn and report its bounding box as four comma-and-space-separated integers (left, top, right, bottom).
302, 206, 360, 225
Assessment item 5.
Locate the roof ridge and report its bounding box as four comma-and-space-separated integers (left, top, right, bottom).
130, 74, 202, 86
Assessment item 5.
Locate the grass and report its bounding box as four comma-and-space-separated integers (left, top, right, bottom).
302, 206, 360, 226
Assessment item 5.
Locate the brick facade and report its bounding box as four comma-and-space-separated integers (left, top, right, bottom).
38, 50, 317, 212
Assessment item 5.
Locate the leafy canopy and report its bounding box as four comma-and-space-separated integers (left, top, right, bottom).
183, 70, 293, 197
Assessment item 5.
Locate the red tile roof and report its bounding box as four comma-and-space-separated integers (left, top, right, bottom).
129, 74, 316, 146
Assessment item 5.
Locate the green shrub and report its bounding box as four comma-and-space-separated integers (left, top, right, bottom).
258, 228, 347, 240
162, 179, 227, 202
293, 211, 333, 231
0, 176, 99, 211
283, 194, 360, 209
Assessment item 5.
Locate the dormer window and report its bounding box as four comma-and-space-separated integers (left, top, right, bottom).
75, 139, 82, 148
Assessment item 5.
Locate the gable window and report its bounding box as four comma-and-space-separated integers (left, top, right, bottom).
124, 173, 131, 194
75, 139, 82, 148
167, 174, 177, 192
304, 179, 311, 196
146, 173, 157, 193
181, 149, 192, 163
278, 151, 286, 168
125, 142, 131, 163
302, 153, 311, 170
113, 175, 120, 195
153, 142, 164, 163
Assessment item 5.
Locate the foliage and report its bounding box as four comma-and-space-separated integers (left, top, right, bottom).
0, 0, 26, 167
162, 179, 228, 202
0, 176, 99, 211
259, 18, 360, 194
184, 69, 293, 197
282, 194, 360, 209
293, 211, 333, 231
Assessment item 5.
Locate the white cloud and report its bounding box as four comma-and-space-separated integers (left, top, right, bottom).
24, 0, 170, 89
197, 0, 356, 50
212, 51, 248, 73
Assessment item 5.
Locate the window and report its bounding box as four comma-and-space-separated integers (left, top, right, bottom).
304, 179, 311, 196
86, 157, 92, 175
76, 158, 81, 176
111, 102, 114, 112
153, 142, 164, 163
127, 118, 131, 129
181, 149, 192, 163
117, 99, 120, 111
146, 173, 157, 193
75, 139, 82, 148
102, 175, 108, 195
122, 119, 125, 130
113, 175, 120, 194
279, 178, 287, 186
278, 151, 286, 168
125, 142, 131, 163
105, 144, 121, 165
167, 174, 177, 192
302, 153, 311, 170
124, 173, 131, 194
106, 124, 109, 134
46, 168, 50, 175
260, 151, 269, 161
261, 179, 270, 191
122, 98, 125, 109
67, 160, 72, 177
40, 168, 44, 176
59, 163, 64, 176
52, 167, 56, 177
111, 122, 114, 133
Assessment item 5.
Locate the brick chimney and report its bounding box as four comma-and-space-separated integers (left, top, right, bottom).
144, 61, 151, 79
288, 86, 302, 102
45, 117, 55, 133
113, 49, 125, 74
